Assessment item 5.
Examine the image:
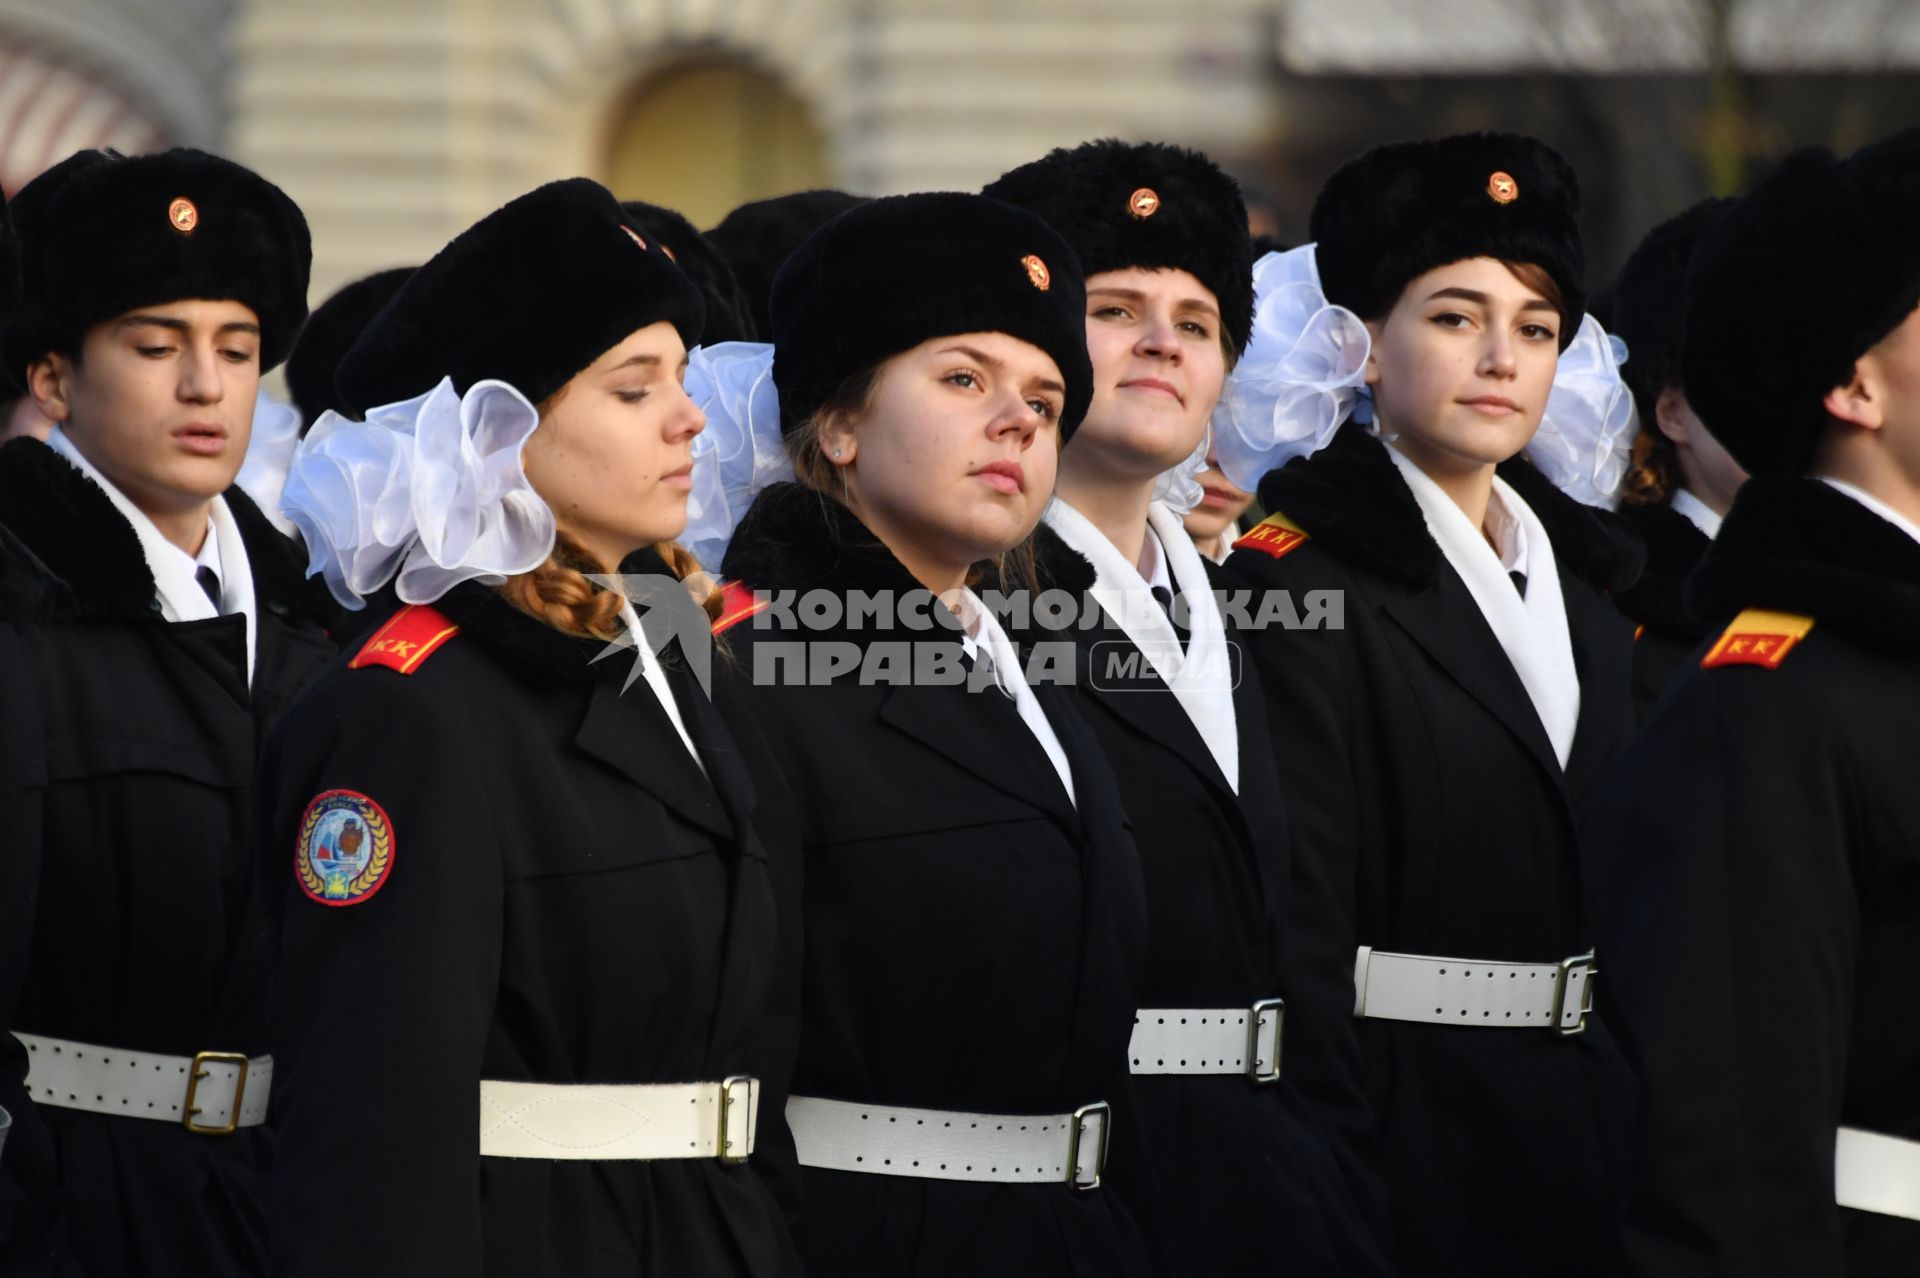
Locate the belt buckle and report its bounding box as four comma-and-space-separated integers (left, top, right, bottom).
1066, 1101, 1111, 1191
716, 1075, 756, 1164
183, 1051, 249, 1135
1551, 951, 1598, 1037
1246, 997, 1285, 1084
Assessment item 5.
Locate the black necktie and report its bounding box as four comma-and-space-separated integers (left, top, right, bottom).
1509, 569, 1527, 600
196, 565, 223, 613
1150, 585, 1190, 651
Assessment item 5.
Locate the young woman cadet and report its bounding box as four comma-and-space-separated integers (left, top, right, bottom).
262, 179, 802, 1278
1606, 197, 1747, 713
703, 192, 1160, 1278
1220, 133, 1645, 1278
983, 138, 1392, 1277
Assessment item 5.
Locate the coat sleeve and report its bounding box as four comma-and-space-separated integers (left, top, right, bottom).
264, 667, 504, 1278
1226, 546, 1395, 1250
1589, 667, 1857, 1278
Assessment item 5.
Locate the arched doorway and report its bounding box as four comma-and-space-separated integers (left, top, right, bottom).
603, 59, 830, 230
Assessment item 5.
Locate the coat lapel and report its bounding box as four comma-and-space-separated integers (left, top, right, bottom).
1382, 570, 1567, 797
572, 678, 732, 840
878, 675, 1079, 829
1073, 606, 1235, 802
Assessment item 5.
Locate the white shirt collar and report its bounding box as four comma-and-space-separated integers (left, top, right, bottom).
1817, 476, 1920, 549
616, 599, 707, 775
949, 587, 1077, 807
1482, 483, 1531, 579
1669, 488, 1724, 539
47, 426, 258, 678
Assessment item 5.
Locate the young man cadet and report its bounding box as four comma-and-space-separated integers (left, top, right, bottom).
1590, 128, 1920, 1277
0, 147, 334, 1277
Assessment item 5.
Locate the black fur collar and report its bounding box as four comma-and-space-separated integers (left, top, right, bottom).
0, 436, 331, 626
1031, 521, 1101, 597
1689, 476, 1920, 649
1254, 421, 1645, 595
406, 545, 682, 686
723, 481, 938, 605
1612, 500, 1712, 637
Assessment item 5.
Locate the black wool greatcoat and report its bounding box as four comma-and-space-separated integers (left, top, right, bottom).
715, 483, 1158, 1278
1024, 524, 1393, 1278
0, 436, 337, 1278
1612, 500, 1714, 718
1224, 423, 1645, 1278
1589, 477, 1920, 1278
262, 562, 803, 1278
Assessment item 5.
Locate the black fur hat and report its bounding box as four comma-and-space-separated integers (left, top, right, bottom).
285, 267, 415, 432
769, 192, 1093, 438
1310, 132, 1586, 348
983, 139, 1255, 354
3, 147, 311, 388
707, 189, 869, 342
337, 178, 703, 414
622, 200, 756, 344
1683, 129, 1920, 477
1610, 197, 1736, 427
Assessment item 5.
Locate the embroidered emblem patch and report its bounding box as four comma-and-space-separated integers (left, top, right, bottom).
1022, 254, 1051, 291
712, 579, 769, 636
1232, 512, 1310, 562
296, 790, 396, 907
1701, 608, 1814, 671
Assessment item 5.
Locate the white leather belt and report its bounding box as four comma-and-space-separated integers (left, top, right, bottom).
1837, 1125, 1920, 1220
1129, 999, 1284, 1081
786, 1094, 1111, 1190
1352, 947, 1597, 1035
17, 1032, 270, 1133
479, 1076, 757, 1162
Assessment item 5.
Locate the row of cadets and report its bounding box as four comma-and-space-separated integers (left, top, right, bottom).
0, 149, 334, 1278
698, 194, 1159, 1276
1212, 132, 1646, 1276
1589, 128, 1920, 1276
261, 179, 803, 1277
980, 139, 1393, 1276
1604, 197, 1749, 714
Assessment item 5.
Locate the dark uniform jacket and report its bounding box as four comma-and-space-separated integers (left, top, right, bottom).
1026, 523, 1393, 1278
1, 528, 63, 1278
1224, 423, 1645, 1278
1589, 476, 1920, 1277
262, 561, 802, 1278
1612, 500, 1713, 717
715, 483, 1157, 1278
0, 436, 336, 1278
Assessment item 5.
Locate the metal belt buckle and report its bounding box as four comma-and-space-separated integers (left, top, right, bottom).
1066, 1100, 1111, 1191
1551, 951, 1598, 1037
1246, 997, 1285, 1084
717, 1075, 756, 1164
183, 1051, 249, 1135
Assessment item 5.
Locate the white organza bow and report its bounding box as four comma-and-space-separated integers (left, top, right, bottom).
683, 341, 793, 571
281, 377, 557, 609
1209, 244, 1373, 493
1151, 426, 1211, 516
235, 387, 303, 537
1524, 317, 1635, 509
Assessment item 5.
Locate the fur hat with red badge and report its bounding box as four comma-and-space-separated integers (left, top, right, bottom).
2, 147, 312, 388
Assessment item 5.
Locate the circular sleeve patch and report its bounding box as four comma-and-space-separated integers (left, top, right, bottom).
296, 789, 396, 907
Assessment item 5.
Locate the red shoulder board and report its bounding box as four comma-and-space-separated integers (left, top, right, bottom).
348, 603, 460, 675
1232, 512, 1310, 562
712, 580, 768, 636
1700, 608, 1814, 671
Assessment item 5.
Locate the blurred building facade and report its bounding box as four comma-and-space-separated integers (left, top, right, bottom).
1, 0, 1916, 302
